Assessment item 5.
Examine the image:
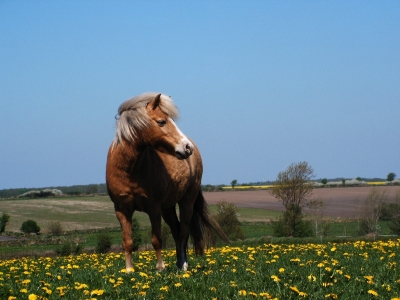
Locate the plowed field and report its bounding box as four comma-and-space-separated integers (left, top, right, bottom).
204, 186, 400, 218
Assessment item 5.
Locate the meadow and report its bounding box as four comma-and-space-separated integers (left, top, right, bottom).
1, 240, 399, 299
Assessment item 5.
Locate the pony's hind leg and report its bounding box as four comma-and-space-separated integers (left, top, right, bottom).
149, 211, 165, 271
115, 208, 134, 272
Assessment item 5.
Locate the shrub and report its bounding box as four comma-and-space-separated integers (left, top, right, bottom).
56, 241, 83, 256
20, 220, 41, 234
47, 221, 64, 236
95, 233, 112, 253
0, 213, 10, 233
214, 200, 245, 241
272, 206, 312, 237
131, 217, 143, 251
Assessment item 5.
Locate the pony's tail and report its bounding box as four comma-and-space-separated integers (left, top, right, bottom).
190, 190, 230, 255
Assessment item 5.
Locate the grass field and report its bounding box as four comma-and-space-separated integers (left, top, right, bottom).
0, 195, 283, 233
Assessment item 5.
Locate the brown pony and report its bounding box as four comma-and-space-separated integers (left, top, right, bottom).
106, 92, 228, 272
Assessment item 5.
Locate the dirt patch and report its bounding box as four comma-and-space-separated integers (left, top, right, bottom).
203, 186, 400, 219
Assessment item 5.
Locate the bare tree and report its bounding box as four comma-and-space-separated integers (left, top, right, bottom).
360, 188, 387, 235
307, 198, 328, 238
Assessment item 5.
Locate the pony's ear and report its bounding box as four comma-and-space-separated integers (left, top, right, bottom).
150, 94, 162, 110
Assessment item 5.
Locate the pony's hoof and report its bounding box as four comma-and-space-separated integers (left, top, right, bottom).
156, 262, 166, 272
182, 262, 188, 271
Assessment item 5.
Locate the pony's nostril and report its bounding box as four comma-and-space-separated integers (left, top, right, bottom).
185, 144, 193, 154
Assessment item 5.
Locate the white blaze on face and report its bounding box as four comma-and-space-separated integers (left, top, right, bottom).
169, 117, 194, 158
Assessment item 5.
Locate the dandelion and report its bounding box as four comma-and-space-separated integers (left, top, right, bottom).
307, 275, 316, 282
271, 275, 280, 282
91, 289, 105, 296
239, 290, 247, 296
210, 286, 217, 291
160, 286, 169, 292
182, 273, 191, 278
28, 295, 38, 300
368, 290, 378, 297
175, 282, 182, 287
279, 268, 285, 273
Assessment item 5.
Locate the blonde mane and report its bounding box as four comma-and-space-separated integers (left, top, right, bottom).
113, 92, 179, 146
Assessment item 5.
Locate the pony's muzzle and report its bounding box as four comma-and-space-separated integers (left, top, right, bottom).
175, 143, 193, 159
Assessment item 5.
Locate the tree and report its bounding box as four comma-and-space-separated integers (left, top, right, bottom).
20, 220, 41, 234
359, 188, 387, 235
387, 172, 396, 182
214, 200, 245, 241
269, 161, 315, 237
0, 213, 10, 233
321, 178, 328, 185
86, 184, 99, 194
231, 180, 238, 189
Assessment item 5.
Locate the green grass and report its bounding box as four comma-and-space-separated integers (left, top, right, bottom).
1, 239, 399, 299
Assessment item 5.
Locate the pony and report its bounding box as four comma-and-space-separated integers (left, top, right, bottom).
106, 92, 228, 271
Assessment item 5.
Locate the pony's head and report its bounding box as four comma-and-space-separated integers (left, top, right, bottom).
113, 93, 194, 159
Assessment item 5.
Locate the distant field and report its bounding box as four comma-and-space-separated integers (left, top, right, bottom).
1, 186, 399, 232
0, 196, 278, 233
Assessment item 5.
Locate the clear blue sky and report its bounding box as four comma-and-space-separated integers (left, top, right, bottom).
1, 1, 399, 189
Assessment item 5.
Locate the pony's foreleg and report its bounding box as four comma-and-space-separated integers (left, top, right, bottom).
177, 202, 194, 271
115, 210, 134, 272
149, 212, 165, 271
162, 207, 181, 265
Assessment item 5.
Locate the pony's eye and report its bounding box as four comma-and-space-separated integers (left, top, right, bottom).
157, 120, 167, 127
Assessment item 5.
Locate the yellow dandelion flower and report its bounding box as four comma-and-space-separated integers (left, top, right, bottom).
239, 290, 247, 296
182, 273, 190, 278
325, 293, 338, 299
28, 294, 37, 300
279, 268, 285, 273
249, 291, 258, 297
175, 282, 182, 287
368, 290, 378, 297
91, 289, 105, 296
210, 286, 217, 291
139, 272, 148, 278
259, 292, 271, 298
160, 286, 169, 292
271, 275, 280, 282
8, 297, 17, 300
290, 286, 300, 293
20, 289, 28, 293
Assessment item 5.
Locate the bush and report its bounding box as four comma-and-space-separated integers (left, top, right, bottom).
214, 201, 245, 241
56, 241, 83, 256
47, 221, 64, 236
0, 213, 10, 233
20, 220, 41, 234
131, 217, 143, 251
272, 207, 312, 237
95, 233, 112, 253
